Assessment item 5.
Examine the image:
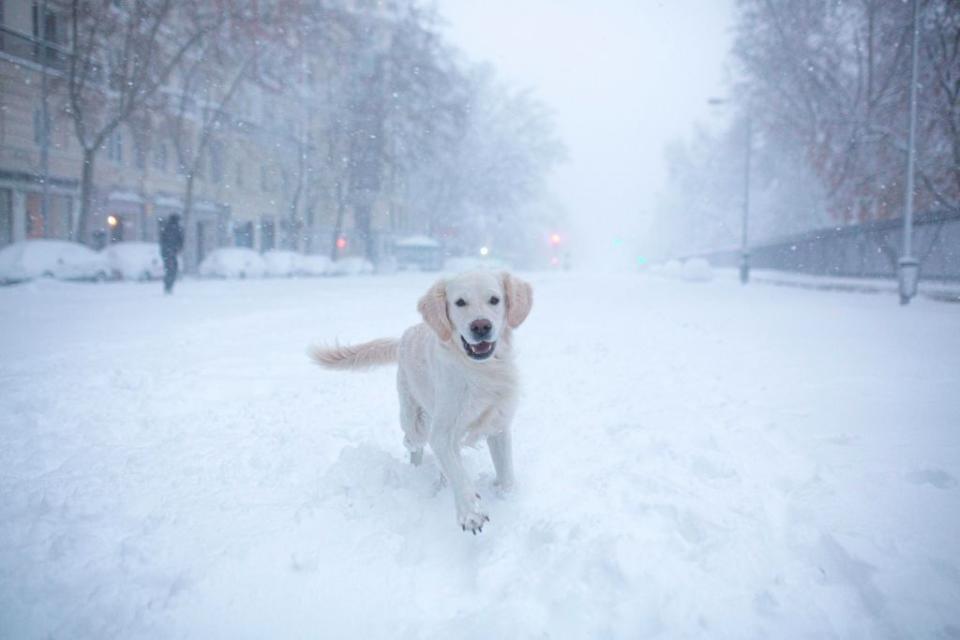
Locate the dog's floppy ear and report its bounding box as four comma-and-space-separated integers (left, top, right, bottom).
501, 272, 533, 329
418, 278, 453, 341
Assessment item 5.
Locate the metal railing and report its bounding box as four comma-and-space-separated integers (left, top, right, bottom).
689, 210, 960, 282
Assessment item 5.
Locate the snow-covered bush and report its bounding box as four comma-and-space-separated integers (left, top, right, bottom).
660, 259, 683, 278
681, 257, 713, 282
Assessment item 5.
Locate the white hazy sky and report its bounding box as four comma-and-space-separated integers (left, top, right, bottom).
434, 0, 735, 266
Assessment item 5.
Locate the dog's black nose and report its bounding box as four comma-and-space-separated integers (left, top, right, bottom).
470, 318, 492, 340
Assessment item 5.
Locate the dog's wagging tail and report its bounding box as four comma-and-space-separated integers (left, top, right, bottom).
310, 338, 399, 370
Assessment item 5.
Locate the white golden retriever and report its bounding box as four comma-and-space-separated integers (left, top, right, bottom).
310, 271, 533, 533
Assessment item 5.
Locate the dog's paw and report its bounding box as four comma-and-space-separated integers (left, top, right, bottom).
457, 495, 489, 534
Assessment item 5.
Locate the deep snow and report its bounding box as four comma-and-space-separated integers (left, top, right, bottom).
1, 272, 959, 639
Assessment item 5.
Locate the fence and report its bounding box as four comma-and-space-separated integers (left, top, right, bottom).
691, 210, 960, 282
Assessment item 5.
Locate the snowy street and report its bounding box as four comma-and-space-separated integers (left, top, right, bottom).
1, 272, 959, 638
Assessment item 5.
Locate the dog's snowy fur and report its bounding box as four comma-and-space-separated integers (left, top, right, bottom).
310, 271, 533, 533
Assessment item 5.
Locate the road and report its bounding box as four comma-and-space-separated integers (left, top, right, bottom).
1, 271, 959, 638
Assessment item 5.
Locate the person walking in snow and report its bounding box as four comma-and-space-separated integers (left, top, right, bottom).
160, 214, 184, 294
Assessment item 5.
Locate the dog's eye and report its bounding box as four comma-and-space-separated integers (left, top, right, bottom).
455, 298, 467, 307
489, 296, 500, 305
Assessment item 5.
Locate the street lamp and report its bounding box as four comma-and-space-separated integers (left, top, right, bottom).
708, 98, 751, 284
898, 0, 922, 306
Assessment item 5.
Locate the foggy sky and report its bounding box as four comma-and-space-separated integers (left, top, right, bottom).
435, 0, 734, 268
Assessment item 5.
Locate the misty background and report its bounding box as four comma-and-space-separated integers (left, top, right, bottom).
3, 0, 957, 279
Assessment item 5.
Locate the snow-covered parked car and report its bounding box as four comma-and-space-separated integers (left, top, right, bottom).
0, 240, 111, 284
102, 241, 165, 281
262, 250, 302, 277
198, 248, 266, 279
328, 256, 374, 276
299, 254, 333, 276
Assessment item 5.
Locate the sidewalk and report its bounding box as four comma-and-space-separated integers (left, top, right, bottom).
740, 268, 960, 303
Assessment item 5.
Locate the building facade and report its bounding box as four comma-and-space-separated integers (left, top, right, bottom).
0, 0, 400, 266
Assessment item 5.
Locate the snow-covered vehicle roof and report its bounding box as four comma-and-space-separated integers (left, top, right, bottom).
198, 247, 267, 279
262, 250, 302, 277
0, 240, 111, 284
101, 242, 165, 281
299, 254, 332, 276
395, 235, 440, 248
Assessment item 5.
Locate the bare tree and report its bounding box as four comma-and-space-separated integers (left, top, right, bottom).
732, 0, 959, 223
63, 0, 223, 243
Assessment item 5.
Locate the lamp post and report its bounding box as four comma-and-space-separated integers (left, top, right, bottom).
39, 0, 51, 233
898, 0, 921, 306
740, 110, 752, 284
708, 98, 752, 284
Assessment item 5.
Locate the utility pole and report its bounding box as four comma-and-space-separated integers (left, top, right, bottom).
39, 0, 52, 235
898, 0, 921, 305
708, 97, 752, 285
740, 109, 752, 285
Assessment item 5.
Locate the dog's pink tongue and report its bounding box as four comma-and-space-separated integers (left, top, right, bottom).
474, 341, 492, 353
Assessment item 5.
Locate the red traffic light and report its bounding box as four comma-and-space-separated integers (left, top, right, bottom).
336, 237, 347, 250
549, 233, 562, 246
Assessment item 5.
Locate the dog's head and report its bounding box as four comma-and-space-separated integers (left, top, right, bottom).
418, 271, 533, 362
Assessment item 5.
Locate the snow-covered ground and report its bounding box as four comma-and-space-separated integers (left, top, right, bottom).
1, 272, 959, 639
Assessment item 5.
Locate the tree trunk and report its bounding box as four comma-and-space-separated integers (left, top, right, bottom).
354, 202, 376, 263
287, 174, 304, 251
182, 173, 196, 271
330, 181, 346, 262
77, 147, 96, 244
304, 201, 316, 254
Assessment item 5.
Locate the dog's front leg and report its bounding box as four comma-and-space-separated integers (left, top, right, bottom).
487, 428, 515, 494
429, 421, 488, 534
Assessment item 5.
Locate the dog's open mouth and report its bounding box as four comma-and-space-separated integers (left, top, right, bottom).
461, 336, 496, 360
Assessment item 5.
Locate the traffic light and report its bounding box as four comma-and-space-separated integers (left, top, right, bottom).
336, 237, 347, 250
549, 232, 561, 246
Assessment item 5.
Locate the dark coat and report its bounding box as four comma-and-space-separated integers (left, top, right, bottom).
160, 219, 184, 258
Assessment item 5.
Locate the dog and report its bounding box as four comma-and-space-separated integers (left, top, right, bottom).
310, 271, 533, 533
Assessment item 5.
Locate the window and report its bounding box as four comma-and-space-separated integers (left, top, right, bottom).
33, 109, 48, 146
0, 188, 12, 248
31, 2, 60, 43
234, 221, 253, 248
25, 193, 44, 239
260, 165, 270, 192
153, 142, 167, 172
107, 129, 123, 164
25, 193, 73, 240
133, 137, 147, 170
33, 110, 39, 144
209, 141, 223, 184
260, 217, 275, 252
